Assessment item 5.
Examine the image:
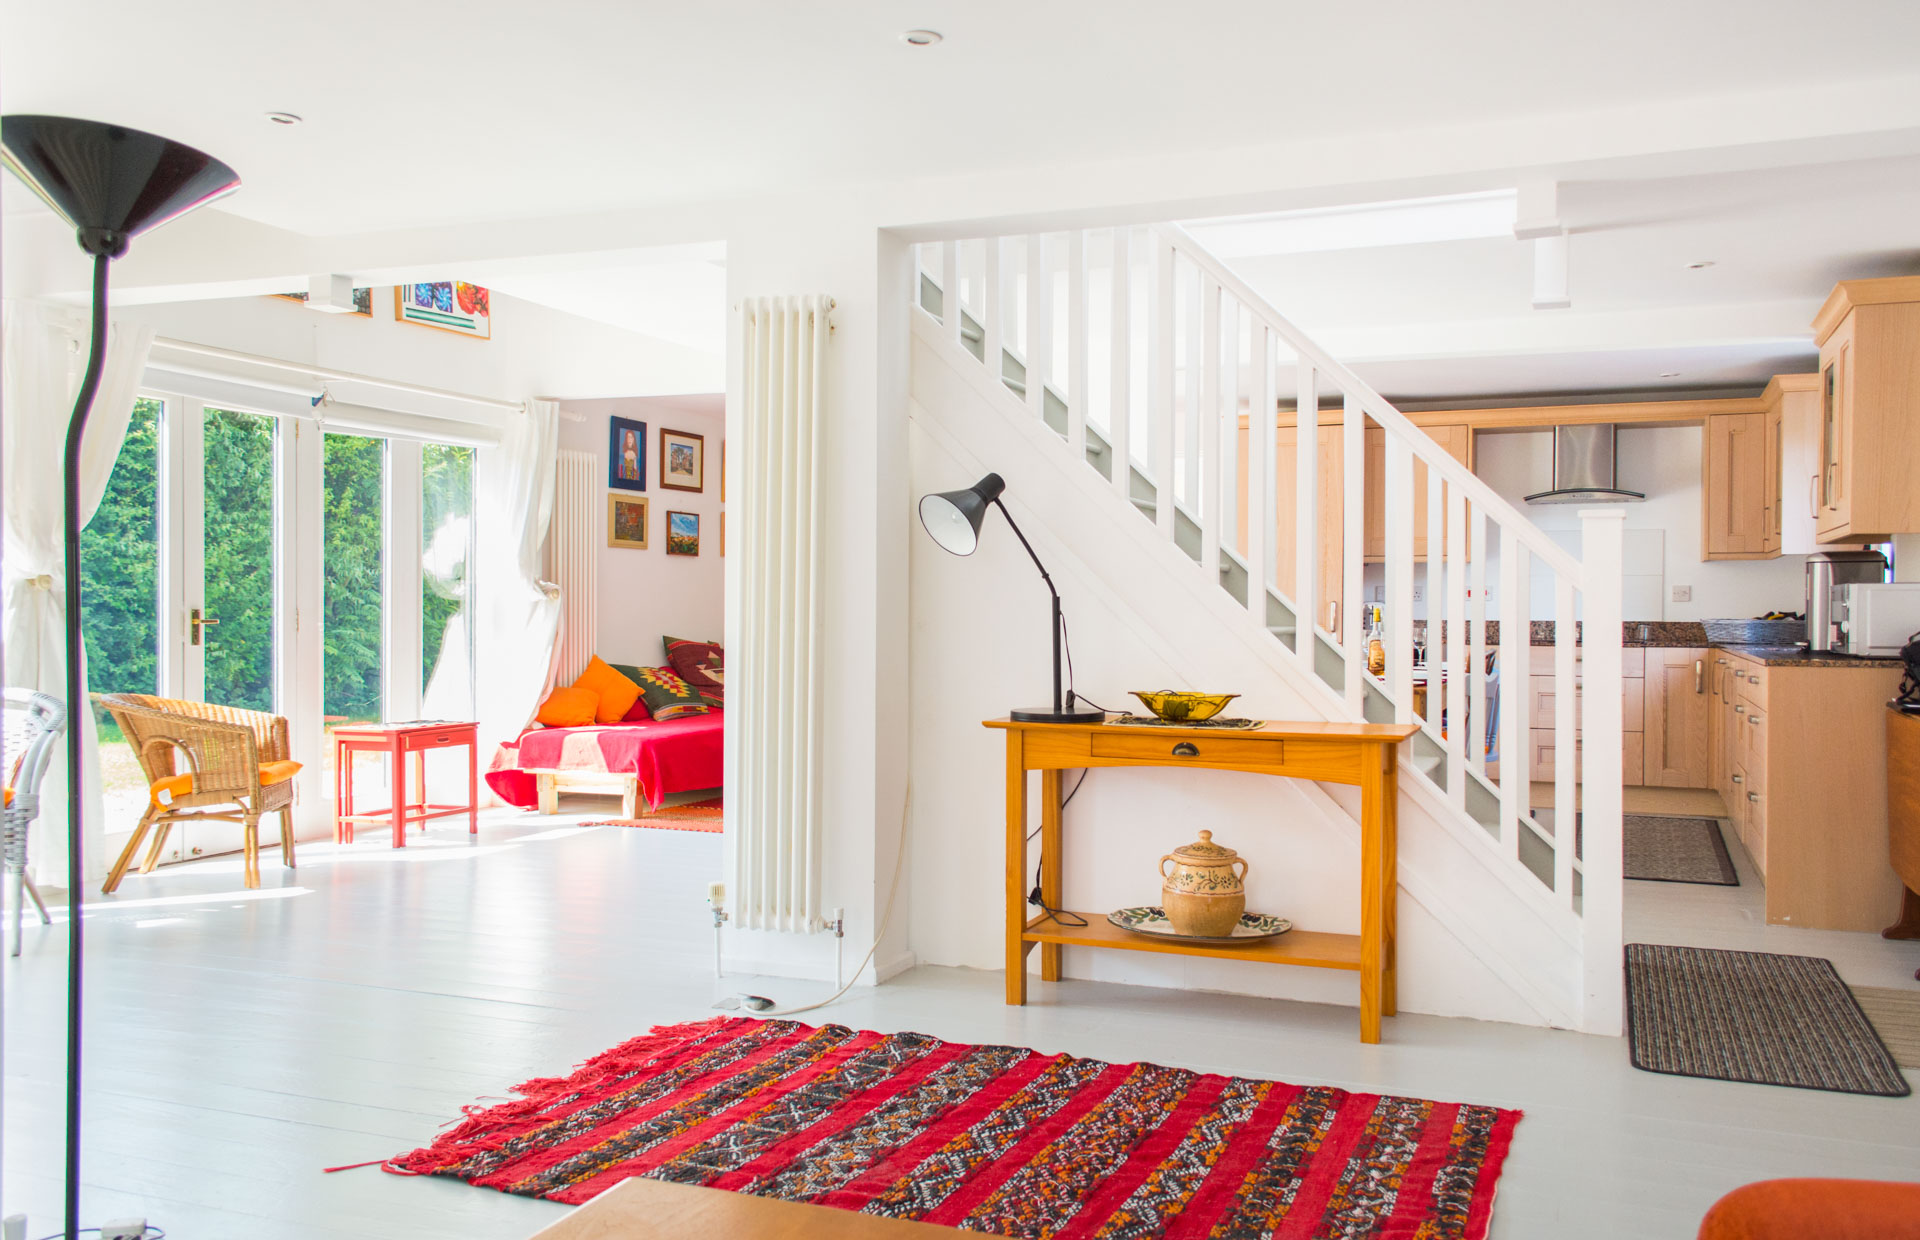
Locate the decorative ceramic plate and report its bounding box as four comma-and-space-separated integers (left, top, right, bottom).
1107, 906, 1293, 945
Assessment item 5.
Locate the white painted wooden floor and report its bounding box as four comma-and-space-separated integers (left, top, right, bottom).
3, 801, 1915, 1240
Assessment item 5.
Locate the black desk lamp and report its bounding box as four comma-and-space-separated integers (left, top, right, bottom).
919, 472, 1104, 723
1, 114, 240, 1240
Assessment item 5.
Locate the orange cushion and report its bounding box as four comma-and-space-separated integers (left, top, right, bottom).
572, 656, 642, 724
150, 760, 303, 808
535, 685, 599, 728
1699, 1179, 1920, 1240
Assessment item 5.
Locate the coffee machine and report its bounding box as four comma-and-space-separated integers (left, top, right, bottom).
1805, 549, 1890, 654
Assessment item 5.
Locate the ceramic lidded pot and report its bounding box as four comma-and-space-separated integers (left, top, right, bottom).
1158, 830, 1248, 937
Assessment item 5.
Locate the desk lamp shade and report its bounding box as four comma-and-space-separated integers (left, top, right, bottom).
1, 114, 240, 257
918, 471, 1005, 556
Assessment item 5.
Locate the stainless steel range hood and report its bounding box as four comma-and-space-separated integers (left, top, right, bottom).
1524, 424, 1645, 505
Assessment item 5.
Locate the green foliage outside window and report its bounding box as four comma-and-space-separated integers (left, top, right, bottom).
323, 433, 385, 722
80, 398, 162, 735
203, 408, 276, 712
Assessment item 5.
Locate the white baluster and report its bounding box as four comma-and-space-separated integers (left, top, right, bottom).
1342, 394, 1365, 712
1579, 509, 1626, 1034
1109, 228, 1132, 499
1199, 274, 1221, 579
1151, 235, 1176, 541
1221, 297, 1240, 561
1499, 536, 1531, 862
1184, 262, 1203, 509
1066, 230, 1088, 461
983, 237, 1004, 392
1554, 576, 1577, 901
1446, 483, 1468, 808
1027, 232, 1050, 423
1426, 460, 1444, 726
1470, 503, 1488, 778
1385, 435, 1414, 722
942, 241, 960, 348
1295, 365, 1319, 677
1248, 325, 1275, 629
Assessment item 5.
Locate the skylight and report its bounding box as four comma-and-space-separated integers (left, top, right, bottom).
1181, 190, 1519, 258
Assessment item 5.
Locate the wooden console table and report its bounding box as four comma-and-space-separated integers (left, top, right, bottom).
985, 716, 1419, 1044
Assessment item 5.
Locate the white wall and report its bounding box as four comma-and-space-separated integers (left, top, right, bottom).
559, 395, 725, 668
1470, 426, 1808, 621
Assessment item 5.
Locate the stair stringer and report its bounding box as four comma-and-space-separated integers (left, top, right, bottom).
909, 317, 1588, 1030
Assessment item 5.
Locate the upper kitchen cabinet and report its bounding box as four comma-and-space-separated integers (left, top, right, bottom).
1701, 411, 1770, 559
1362, 423, 1471, 562
1811, 277, 1920, 544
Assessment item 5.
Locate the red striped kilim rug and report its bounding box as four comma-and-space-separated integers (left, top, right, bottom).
389, 1017, 1521, 1238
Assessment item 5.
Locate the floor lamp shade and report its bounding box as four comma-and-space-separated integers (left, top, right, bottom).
1, 114, 240, 256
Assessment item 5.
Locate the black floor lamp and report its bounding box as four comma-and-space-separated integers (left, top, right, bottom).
918, 472, 1105, 724
1, 115, 239, 1240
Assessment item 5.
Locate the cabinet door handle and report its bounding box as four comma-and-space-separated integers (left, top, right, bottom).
1172, 742, 1199, 757
1809, 473, 1818, 520
1695, 659, 1704, 694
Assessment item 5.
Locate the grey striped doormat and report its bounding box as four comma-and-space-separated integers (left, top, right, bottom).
1626, 944, 1911, 1097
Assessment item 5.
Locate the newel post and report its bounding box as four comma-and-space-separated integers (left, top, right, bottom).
1578, 508, 1625, 1035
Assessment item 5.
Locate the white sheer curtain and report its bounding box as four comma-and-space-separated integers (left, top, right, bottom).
2, 300, 156, 882
447, 397, 561, 768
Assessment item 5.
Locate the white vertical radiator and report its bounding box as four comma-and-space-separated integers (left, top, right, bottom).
734, 294, 832, 933
548, 449, 598, 687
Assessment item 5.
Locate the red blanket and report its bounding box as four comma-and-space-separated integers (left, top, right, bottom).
486, 711, 723, 811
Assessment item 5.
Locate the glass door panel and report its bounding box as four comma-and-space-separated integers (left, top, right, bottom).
323, 432, 389, 818
200, 407, 279, 711
80, 396, 164, 834
421, 443, 474, 717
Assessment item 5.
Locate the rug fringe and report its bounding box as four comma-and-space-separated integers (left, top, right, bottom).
385, 1017, 747, 1176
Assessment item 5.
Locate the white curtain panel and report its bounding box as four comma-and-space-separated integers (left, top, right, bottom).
1, 300, 156, 881
454, 396, 561, 767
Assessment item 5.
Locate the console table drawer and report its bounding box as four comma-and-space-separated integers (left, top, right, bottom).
1090, 732, 1281, 767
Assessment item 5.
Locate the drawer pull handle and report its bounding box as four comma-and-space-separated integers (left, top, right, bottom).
1748, 791, 1760, 802
1734, 705, 1745, 714
1749, 715, 1761, 726
1172, 742, 1200, 757
1731, 774, 1743, 783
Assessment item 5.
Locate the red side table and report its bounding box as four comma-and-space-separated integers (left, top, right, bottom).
333, 720, 479, 847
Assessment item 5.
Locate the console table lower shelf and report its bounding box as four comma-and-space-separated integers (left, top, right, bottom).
987, 716, 1419, 1044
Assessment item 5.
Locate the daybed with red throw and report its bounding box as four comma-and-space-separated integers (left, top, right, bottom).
488, 653, 723, 815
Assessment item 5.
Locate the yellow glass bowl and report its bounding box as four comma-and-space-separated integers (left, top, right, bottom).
1130, 690, 1240, 723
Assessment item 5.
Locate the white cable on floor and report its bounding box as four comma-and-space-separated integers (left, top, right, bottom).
745, 781, 911, 1019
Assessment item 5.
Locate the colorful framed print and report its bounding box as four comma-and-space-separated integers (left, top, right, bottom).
608, 495, 649, 550
396, 282, 492, 339
660, 428, 705, 493
609, 417, 647, 492
666, 510, 700, 556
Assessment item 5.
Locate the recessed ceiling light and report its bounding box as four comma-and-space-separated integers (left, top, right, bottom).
1685, 260, 1715, 269
265, 112, 303, 126
901, 29, 943, 46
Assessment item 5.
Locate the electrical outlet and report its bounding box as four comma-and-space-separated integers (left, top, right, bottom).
1411, 581, 1424, 603
1671, 585, 1692, 603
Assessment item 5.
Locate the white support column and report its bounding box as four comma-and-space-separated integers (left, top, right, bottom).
1294, 365, 1319, 677
1026, 233, 1050, 422
1108, 228, 1132, 499
1199, 275, 1221, 579
1342, 395, 1365, 712
1066, 230, 1088, 461
1385, 436, 1414, 722
1151, 236, 1176, 542
1578, 509, 1626, 1035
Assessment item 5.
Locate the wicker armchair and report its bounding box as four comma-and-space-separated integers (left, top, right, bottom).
95, 693, 299, 892
3, 689, 66, 956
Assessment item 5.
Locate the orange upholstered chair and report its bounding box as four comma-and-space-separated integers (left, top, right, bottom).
1699, 1179, 1920, 1240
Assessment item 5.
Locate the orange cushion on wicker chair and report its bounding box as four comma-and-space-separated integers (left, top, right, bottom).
149, 759, 303, 808
1698, 1179, 1920, 1240
572, 656, 643, 724
535, 686, 599, 728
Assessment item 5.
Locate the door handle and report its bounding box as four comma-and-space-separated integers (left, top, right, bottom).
1695, 659, 1704, 694
189, 608, 220, 646
1171, 742, 1199, 757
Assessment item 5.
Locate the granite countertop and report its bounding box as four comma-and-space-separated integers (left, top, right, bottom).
1410, 620, 1903, 667
1713, 643, 1903, 668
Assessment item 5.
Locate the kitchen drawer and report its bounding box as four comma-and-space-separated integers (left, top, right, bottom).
1088, 731, 1290, 771
1526, 675, 1645, 732
1735, 662, 1768, 709
1527, 729, 1644, 785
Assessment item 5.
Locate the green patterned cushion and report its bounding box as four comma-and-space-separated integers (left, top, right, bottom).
663, 636, 724, 706
632, 665, 711, 721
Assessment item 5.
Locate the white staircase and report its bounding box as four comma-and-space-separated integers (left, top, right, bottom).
909, 225, 1626, 1034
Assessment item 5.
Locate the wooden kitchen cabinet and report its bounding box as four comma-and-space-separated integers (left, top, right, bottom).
1526, 646, 1646, 786
1701, 413, 1770, 559
1711, 648, 1905, 930
1642, 647, 1711, 788
1811, 277, 1920, 543
1363, 424, 1471, 562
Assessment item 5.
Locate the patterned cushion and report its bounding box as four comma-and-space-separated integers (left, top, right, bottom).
535, 686, 599, 728
572, 656, 642, 724
634, 666, 711, 721
664, 636, 724, 706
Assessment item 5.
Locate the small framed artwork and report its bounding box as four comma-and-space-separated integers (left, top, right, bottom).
396, 282, 492, 338
608, 495, 649, 549
609, 416, 647, 492
666, 510, 700, 556
660, 428, 705, 492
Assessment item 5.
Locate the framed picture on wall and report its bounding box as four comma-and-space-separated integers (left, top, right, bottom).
395, 282, 492, 338
608, 496, 649, 549
609, 416, 647, 492
666, 510, 700, 556
660, 428, 704, 492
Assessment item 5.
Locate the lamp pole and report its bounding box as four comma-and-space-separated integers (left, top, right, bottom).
989, 499, 1066, 719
